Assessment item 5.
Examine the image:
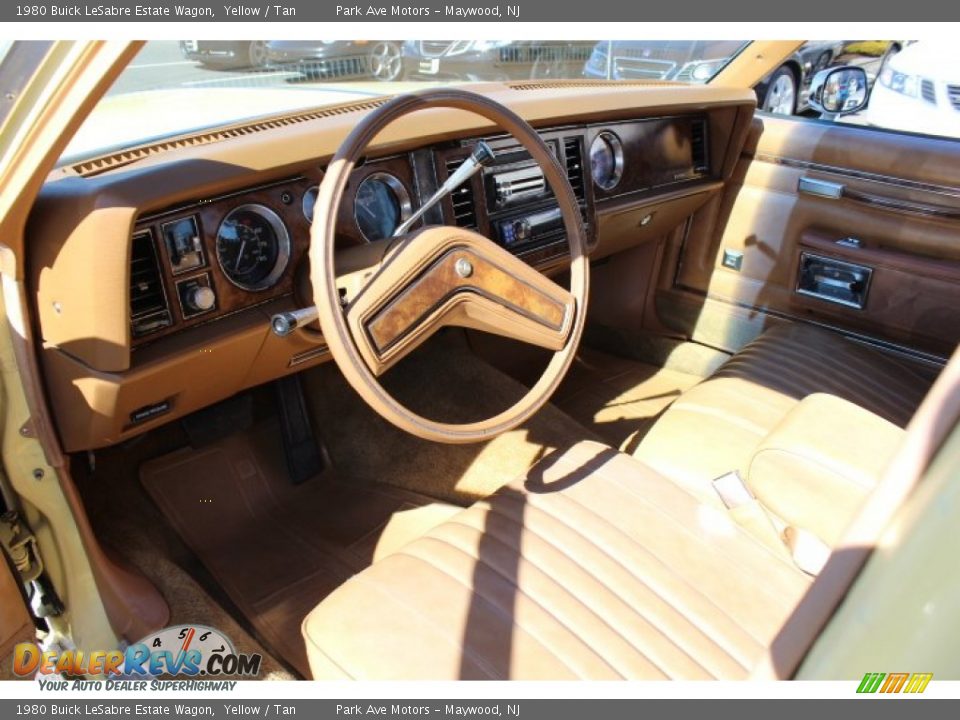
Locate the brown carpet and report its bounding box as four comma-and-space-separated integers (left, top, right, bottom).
79, 420, 296, 680
554, 347, 701, 454
140, 419, 457, 678
302, 332, 599, 506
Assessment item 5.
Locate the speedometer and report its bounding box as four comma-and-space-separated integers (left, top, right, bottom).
215, 204, 291, 291
589, 132, 624, 191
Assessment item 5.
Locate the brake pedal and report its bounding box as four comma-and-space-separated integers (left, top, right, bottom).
273, 374, 324, 485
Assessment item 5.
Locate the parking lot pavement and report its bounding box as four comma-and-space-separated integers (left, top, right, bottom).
110, 41, 460, 98
109, 41, 302, 95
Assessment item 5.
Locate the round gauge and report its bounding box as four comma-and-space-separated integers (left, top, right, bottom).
589, 132, 624, 191
353, 172, 413, 242
216, 204, 291, 292
302, 185, 319, 223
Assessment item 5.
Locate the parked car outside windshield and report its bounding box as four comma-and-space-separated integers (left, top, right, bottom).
63, 39, 749, 164
864, 42, 960, 139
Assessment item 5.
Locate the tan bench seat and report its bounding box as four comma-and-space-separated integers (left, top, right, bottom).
634, 323, 938, 515
303, 441, 811, 680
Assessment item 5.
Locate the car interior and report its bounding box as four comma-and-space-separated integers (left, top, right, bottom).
8, 41, 960, 681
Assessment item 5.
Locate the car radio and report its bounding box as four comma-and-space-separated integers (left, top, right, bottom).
482, 138, 558, 212
494, 206, 563, 249
490, 165, 548, 207
475, 136, 578, 254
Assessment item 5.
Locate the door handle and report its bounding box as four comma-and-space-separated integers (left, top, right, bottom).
798, 177, 845, 199
798, 176, 960, 219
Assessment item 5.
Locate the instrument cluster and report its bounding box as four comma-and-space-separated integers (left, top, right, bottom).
130, 113, 710, 345
129, 161, 422, 344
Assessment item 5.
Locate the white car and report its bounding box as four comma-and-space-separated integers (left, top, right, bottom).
865, 42, 960, 139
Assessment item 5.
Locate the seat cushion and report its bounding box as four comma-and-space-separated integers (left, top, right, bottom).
634, 323, 938, 506
303, 441, 810, 680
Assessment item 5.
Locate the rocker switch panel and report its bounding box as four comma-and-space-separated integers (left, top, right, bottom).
722, 249, 743, 272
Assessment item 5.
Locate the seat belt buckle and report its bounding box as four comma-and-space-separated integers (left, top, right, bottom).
784, 526, 831, 576
712, 471, 755, 509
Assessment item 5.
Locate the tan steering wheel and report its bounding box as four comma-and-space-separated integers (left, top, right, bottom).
311, 88, 589, 443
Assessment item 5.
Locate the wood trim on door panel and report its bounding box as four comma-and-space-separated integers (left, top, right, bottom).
757, 153, 960, 199
747, 114, 960, 189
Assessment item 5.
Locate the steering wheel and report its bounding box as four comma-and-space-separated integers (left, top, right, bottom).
311, 88, 589, 443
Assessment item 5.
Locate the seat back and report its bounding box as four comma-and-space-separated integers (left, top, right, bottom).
751, 344, 960, 679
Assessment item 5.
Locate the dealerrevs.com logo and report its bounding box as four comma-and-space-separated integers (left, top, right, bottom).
13, 625, 261, 690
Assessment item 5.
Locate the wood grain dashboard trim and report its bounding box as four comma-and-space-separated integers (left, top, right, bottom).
131, 174, 319, 347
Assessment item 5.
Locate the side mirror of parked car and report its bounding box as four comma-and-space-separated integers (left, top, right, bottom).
807, 66, 869, 120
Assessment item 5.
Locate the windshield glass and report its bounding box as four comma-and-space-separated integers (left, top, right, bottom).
63, 39, 749, 164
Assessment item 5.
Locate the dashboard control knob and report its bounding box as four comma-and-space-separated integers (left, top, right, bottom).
186, 285, 216, 313
513, 219, 531, 242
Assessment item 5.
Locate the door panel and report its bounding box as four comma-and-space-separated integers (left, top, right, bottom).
673, 114, 960, 358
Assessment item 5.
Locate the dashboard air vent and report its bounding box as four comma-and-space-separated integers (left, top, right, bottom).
563, 136, 586, 204
691, 119, 709, 174
445, 158, 478, 229
130, 230, 172, 338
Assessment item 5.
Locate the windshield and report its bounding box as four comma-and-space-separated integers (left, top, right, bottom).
63, 39, 749, 164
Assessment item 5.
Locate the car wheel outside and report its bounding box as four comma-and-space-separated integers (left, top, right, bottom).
370, 41, 403, 82
247, 41, 268, 69
763, 66, 797, 115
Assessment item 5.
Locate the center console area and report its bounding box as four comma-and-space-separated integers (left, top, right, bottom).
433, 114, 712, 268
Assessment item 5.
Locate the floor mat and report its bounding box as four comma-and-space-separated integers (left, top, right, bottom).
140, 419, 458, 677
554, 347, 701, 453
80, 417, 296, 680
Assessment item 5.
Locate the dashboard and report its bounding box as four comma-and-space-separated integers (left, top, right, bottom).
128, 115, 710, 347
27, 83, 755, 452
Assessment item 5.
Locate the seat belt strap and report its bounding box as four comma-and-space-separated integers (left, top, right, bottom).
712, 472, 792, 562
711, 471, 830, 575
783, 526, 831, 576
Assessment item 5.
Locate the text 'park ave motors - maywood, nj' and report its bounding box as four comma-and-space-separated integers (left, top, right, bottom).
336, 5, 521, 17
